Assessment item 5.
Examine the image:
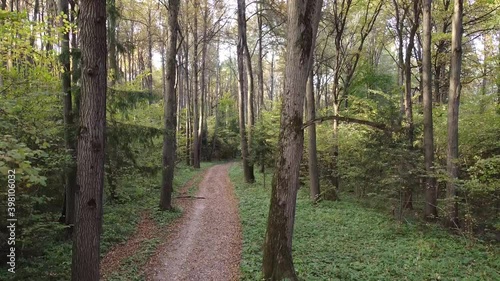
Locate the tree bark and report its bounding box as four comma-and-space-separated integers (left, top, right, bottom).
402, 0, 420, 210
147, 7, 154, 101
243, 4, 255, 181
59, 0, 77, 227
71, 0, 107, 279
262, 0, 322, 279
423, 0, 437, 219
183, 13, 191, 166
257, 2, 265, 116
237, 0, 254, 183
306, 68, 320, 201
422, 0, 437, 220
446, 0, 463, 227
108, 0, 118, 84
209, 39, 221, 161
198, 0, 208, 164
192, 0, 201, 168
159, 0, 180, 211
269, 51, 275, 109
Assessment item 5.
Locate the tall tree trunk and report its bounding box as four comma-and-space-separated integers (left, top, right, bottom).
423, 0, 437, 219
262, 0, 322, 279
209, 39, 221, 161
328, 101, 340, 200
160, 0, 180, 211
192, 1, 201, 168
257, 2, 265, 116
245, 56, 255, 180
147, 7, 153, 102
446, 0, 463, 227
402, 0, 420, 210
71, 0, 107, 279
59, 0, 77, 228
315, 62, 321, 110
307, 68, 320, 201
198, 0, 208, 163
176, 53, 182, 145
70, 0, 80, 114
244, 8, 255, 181
108, 0, 118, 85
393, 0, 406, 120
269, 51, 275, 109
434, 63, 442, 103
237, 0, 254, 183
183, 15, 191, 165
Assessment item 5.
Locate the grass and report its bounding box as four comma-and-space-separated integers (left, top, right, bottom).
0, 163, 212, 281
229, 164, 500, 281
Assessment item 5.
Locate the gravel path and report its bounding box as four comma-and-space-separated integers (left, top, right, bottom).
146, 163, 242, 281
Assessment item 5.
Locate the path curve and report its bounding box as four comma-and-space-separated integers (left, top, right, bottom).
146, 163, 242, 281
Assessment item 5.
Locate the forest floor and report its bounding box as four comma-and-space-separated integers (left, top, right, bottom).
229, 165, 500, 281
144, 163, 242, 281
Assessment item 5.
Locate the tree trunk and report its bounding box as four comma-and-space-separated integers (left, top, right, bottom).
159, 0, 180, 211
192, 1, 200, 168
446, 0, 463, 227
269, 51, 275, 109
237, 0, 254, 183
199, 0, 208, 163
262, 1, 322, 279
243, 5, 255, 181
59, 0, 77, 228
402, 1, 420, 210
209, 39, 221, 161
327, 101, 340, 200
108, 0, 118, 84
257, 2, 265, 116
147, 7, 153, 101
71, 0, 107, 279
423, 0, 437, 219
183, 15, 191, 166
306, 68, 320, 201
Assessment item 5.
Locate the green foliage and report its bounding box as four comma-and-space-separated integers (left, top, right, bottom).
204, 93, 241, 160
433, 95, 500, 234
252, 104, 281, 169
0, 162, 211, 280
230, 165, 500, 281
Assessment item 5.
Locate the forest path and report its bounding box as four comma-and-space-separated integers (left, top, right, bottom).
146, 163, 242, 281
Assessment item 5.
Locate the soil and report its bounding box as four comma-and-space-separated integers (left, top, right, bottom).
144, 163, 242, 281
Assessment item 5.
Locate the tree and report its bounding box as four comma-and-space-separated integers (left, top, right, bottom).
59, 0, 77, 228
256, 1, 265, 116
446, 0, 463, 227
71, 0, 107, 280
262, 0, 322, 279
192, 0, 201, 168
237, 0, 255, 183
324, 0, 383, 198
306, 68, 320, 201
108, 0, 119, 84
402, 0, 420, 210
422, 0, 437, 219
159, 0, 180, 211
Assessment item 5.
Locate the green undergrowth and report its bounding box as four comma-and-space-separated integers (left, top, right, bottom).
1, 163, 212, 281
229, 164, 500, 281
106, 238, 161, 281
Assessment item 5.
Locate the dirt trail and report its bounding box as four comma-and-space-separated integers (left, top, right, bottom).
146, 163, 242, 281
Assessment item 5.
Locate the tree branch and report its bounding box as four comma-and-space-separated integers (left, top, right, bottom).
301, 115, 391, 131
